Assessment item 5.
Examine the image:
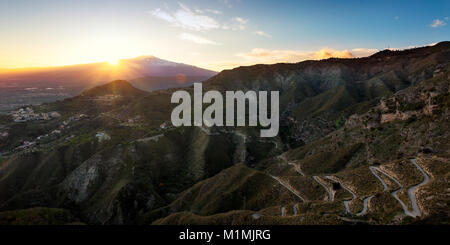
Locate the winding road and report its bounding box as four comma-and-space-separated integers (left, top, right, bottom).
369, 165, 414, 216
326, 177, 357, 214
313, 176, 334, 201
369, 166, 388, 190
278, 154, 306, 176
356, 196, 374, 216
368, 159, 430, 217
271, 175, 306, 202
340, 185, 356, 214
288, 162, 306, 176
354, 166, 389, 216
272, 153, 430, 219
406, 159, 430, 217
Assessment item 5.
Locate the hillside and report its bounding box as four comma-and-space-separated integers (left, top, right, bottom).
0, 42, 448, 225
80, 80, 148, 97
130, 75, 210, 91
202, 41, 450, 146
147, 71, 449, 225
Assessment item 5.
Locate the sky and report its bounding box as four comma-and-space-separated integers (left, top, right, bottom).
0, 0, 449, 71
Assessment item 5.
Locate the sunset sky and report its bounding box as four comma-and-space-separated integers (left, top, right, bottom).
1, 0, 449, 71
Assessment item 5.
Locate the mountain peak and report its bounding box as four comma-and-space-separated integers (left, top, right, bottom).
118, 56, 217, 77
81, 80, 147, 97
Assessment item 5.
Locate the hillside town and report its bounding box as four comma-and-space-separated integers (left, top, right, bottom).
11, 107, 61, 122
5, 113, 89, 154
33, 114, 88, 143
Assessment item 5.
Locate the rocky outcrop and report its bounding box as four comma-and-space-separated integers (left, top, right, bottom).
379, 76, 447, 123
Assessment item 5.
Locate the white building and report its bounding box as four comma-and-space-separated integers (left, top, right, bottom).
96, 132, 111, 142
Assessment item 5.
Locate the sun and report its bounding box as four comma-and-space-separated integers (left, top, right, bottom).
106, 58, 120, 66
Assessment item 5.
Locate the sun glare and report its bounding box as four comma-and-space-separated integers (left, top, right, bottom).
107, 58, 120, 66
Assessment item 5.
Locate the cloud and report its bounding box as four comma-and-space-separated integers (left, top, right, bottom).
224, 17, 248, 30
236, 47, 378, 64
315, 48, 354, 59
236, 48, 310, 63
431, 19, 446, 28
351, 48, 379, 57
221, 17, 248, 30
219, 0, 235, 8
233, 17, 247, 24
387, 45, 417, 51
150, 4, 249, 32
151, 8, 176, 23
253, 31, 271, 37
194, 8, 203, 14
205, 9, 222, 14
179, 33, 219, 45
201, 47, 379, 71
151, 3, 220, 31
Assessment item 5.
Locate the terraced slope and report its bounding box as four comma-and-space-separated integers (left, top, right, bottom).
150, 156, 441, 225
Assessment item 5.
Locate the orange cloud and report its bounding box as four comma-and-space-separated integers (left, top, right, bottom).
202, 47, 379, 71
236, 47, 377, 65
314, 48, 354, 59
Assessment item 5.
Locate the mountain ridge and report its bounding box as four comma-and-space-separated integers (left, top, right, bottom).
0, 42, 448, 225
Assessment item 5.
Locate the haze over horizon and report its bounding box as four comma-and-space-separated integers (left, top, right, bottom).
1, 0, 448, 72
